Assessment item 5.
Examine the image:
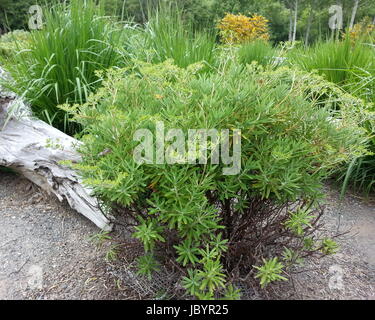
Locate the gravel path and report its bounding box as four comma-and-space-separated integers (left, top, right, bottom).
0, 171, 374, 300
0, 172, 128, 299
285, 187, 375, 300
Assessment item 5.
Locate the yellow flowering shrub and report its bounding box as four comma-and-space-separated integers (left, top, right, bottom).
217, 13, 270, 44
345, 18, 375, 43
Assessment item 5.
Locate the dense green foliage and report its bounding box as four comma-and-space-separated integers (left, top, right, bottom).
0, 0, 126, 133
62, 60, 368, 298
0, 0, 40, 32
288, 37, 375, 194
0, 29, 30, 57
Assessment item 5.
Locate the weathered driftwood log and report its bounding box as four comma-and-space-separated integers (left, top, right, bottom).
0, 69, 112, 231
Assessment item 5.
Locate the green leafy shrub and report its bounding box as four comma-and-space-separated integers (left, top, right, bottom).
66, 60, 367, 299
0, 30, 30, 57
0, 0, 126, 134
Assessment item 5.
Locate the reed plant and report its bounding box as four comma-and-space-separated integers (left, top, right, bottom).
1, 0, 126, 134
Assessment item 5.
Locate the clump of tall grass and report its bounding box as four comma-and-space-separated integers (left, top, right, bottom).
288, 36, 374, 87
288, 36, 375, 195
142, 4, 217, 69
238, 40, 279, 68
340, 153, 375, 196
0, 0, 125, 134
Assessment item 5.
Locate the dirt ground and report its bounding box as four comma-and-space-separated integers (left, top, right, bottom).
274, 187, 375, 300
0, 172, 130, 299
0, 171, 374, 300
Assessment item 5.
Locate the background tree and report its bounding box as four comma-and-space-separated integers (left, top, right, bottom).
349, 0, 360, 29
